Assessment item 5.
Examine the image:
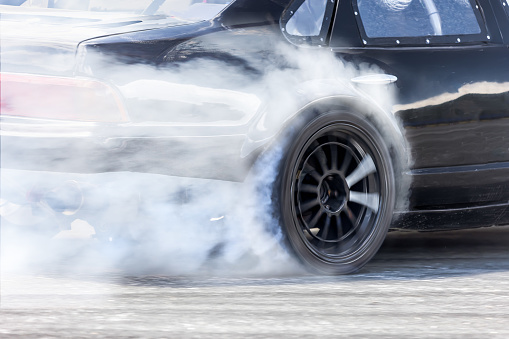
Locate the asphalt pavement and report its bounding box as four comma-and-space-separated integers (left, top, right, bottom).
1, 226, 509, 338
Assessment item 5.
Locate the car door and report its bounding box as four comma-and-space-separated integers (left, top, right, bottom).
329, 0, 509, 209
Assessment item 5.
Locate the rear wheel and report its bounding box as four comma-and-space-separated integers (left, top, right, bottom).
277, 110, 395, 274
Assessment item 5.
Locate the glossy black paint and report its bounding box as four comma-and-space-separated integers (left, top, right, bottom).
330, 0, 509, 215
81, 20, 218, 65
2, 0, 509, 230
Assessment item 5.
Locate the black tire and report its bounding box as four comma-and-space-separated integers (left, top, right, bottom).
276, 110, 395, 274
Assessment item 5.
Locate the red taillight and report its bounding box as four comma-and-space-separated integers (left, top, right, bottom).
0, 72, 128, 123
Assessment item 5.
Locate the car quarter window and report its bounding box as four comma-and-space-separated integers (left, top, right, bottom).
281, 0, 337, 46
285, 0, 328, 36
356, 0, 481, 38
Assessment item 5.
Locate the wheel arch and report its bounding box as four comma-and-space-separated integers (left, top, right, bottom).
244, 91, 411, 212
243, 75, 408, 159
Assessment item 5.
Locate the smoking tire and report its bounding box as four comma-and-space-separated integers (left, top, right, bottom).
276, 110, 395, 274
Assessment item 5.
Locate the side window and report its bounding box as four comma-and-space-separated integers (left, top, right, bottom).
281, 0, 336, 45
357, 0, 481, 39
286, 0, 328, 36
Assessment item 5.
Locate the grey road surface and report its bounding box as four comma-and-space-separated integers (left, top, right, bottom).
1, 226, 509, 338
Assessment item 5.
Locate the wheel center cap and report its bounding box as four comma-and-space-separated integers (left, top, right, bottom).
320, 174, 348, 214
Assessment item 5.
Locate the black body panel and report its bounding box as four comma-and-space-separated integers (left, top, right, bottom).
2, 0, 509, 231
330, 0, 509, 211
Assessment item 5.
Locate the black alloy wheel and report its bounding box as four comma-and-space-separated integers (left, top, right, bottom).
277, 110, 395, 274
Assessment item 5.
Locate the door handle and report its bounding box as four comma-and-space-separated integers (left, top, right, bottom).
351, 74, 397, 85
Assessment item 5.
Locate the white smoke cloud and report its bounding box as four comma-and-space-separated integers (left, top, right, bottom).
1, 27, 409, 277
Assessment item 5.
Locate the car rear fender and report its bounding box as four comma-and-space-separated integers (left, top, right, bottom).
242, 78, 411, 210
242, 78, 405, 159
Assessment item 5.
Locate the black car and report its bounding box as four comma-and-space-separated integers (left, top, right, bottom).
1, 0, 509, 274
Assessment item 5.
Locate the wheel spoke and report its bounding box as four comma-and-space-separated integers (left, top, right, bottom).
307, 209, 324, 228
335, 215, 343, 238
345, 155, 376, 189
299, 198, 320, 213
302, 164, 322, 183
299, 184, 318, 194
329, 143, 338, 170
349, 191, 380, 212
313, 146, 329, 175
339, 149, 352, 174
321, 215, 332, 241
343, 205, 357, 227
